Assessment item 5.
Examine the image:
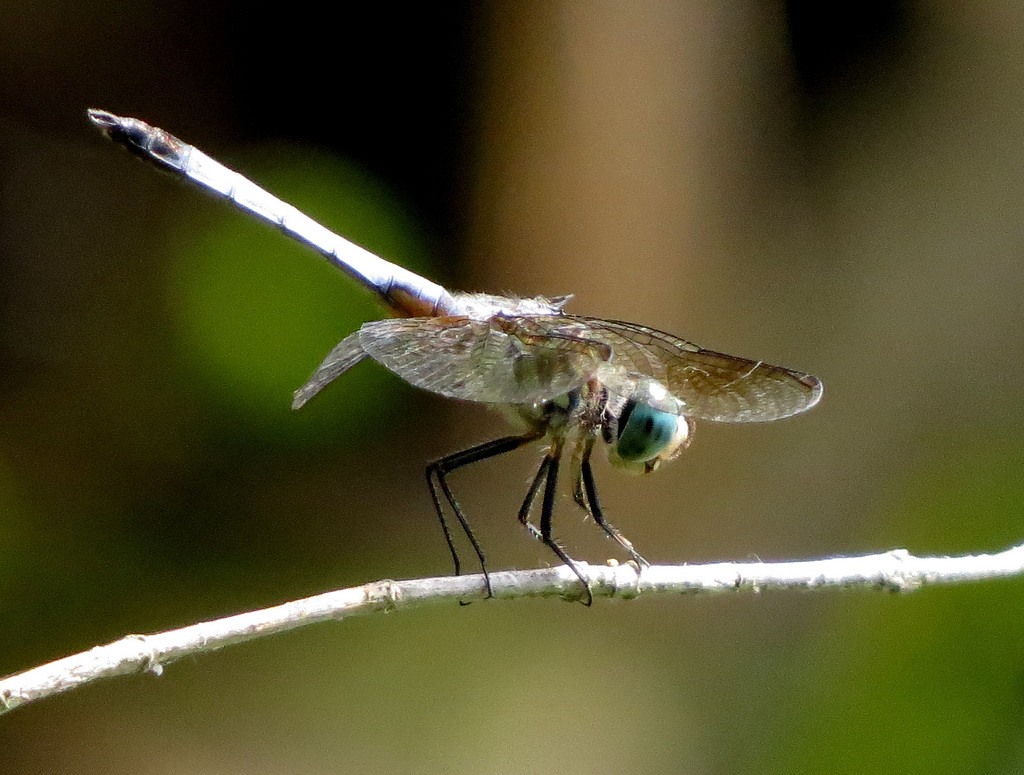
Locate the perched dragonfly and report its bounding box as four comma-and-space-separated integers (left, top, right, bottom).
88, 109, 822, 604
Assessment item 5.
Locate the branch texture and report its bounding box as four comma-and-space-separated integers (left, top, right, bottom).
4, 544, 1024, 716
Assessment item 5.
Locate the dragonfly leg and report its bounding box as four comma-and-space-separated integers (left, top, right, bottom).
576, 448, 650, 568
426, 434, 539, 599
517, 455, 550, 541
536, 450, 594, 606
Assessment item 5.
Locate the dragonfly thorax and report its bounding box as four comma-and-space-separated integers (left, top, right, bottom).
508, 378, 692, 475
449, 291, 571, 319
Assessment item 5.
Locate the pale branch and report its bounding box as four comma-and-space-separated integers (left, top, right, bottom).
4, 544, 1024, 716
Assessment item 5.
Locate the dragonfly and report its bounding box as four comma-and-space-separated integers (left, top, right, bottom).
88, 109, 823, 604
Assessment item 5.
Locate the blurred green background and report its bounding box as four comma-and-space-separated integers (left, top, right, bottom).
4, 2, 1024, 772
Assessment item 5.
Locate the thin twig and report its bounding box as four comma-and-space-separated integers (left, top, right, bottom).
4, 544, 1024, 716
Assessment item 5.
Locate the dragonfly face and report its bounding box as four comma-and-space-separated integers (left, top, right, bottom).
602, 378, 692, 475
89, 109, 823, 605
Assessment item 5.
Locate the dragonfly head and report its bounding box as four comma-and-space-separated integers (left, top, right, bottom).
604, 379, 692, 475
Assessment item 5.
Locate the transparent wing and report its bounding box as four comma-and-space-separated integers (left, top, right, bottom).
291, 332, 368, 409
295, 314, 822, 421
573, 317, 822, 422
357, 315, 614, 404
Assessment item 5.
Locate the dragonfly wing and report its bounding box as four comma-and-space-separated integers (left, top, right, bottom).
662, 348, 821, 422
357, 315, 612, 404
292, 332, 369, 409
574, 317, 822, 423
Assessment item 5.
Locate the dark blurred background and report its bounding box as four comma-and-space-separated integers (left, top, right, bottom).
4, 1, 1024, 772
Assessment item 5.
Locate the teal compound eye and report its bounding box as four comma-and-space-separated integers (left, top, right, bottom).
614, 399, 683, 463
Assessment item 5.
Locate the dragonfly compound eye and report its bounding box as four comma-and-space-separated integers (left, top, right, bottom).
612, 399, 687, 465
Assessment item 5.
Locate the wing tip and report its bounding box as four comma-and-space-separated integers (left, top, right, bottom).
799, 373, 824, 409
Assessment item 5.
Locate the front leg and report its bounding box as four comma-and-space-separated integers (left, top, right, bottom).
572, 442, 650, 568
